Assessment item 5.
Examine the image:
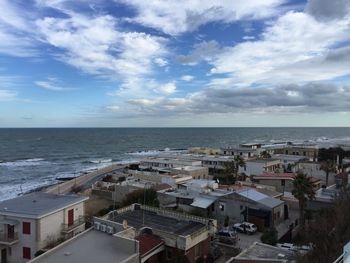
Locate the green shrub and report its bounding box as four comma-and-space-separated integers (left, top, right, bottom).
261, 227, 278, 245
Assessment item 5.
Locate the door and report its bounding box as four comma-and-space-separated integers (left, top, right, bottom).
1, 248, 7, 263
7, 225, 14, 240
68, 209, 74, 226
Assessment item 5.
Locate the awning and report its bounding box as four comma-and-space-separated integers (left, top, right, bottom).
191, 197, 215, 209
0, 219, 19, 225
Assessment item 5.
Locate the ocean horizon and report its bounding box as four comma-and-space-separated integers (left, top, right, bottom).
1, 127, 350, 201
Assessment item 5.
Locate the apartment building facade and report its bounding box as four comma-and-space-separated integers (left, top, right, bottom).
0, 193, 88, 263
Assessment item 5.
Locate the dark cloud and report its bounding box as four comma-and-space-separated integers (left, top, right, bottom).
124, 83, 350, 116
306, 0, 350, 21
192, 83, 350, 113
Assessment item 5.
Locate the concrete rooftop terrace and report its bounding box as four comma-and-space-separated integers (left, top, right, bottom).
232, 242, 296, 262
109, 206, 206, 236
29, 229, 138, 263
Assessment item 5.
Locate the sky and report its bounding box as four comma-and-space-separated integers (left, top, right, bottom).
0, 0, 350, 127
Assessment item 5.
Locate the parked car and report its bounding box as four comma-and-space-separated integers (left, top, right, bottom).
215, 230, 238, 245
232, 222, 257, 234
216, 230, 237, 239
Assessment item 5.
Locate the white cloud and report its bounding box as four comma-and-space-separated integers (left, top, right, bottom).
0, 0, 30, 30
106, 105, 120, 112
0, 1, 38, 57
154, 57, 168, 67
36, 12, 168, 98
118, 0, 285, 35
35, 79, 68, 91
242, 36, 255, 40
0, 89, 17, 101
208, 11, 350, 86
156, 82, 176, 95
180, 75, 195, 81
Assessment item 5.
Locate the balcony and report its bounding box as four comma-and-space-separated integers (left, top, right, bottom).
61, 216, 85, 233
0, 232, 19, 246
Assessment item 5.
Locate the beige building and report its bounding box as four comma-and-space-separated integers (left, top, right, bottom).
0, 193, 88, 263
273, 143, 318, 162
252, 173, 321, 193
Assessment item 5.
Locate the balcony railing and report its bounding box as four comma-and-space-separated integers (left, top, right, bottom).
0, 232, 19, 245
61, 216, 85, 233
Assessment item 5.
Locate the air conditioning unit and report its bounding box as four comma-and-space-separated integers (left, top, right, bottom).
94, 222, 101, 230
107, 226, 114, 234
100, 224, 107, 232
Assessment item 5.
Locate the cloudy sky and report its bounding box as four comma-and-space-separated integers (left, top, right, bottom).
1, 0, 350, 127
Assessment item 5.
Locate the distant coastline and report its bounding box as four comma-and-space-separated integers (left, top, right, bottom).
1, 127, 350, 201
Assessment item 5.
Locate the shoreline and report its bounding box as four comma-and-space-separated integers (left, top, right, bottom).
43, 163, 126, 195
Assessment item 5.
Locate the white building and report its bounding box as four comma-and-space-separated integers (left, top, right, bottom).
240, 159, 282, 176
0, 192, 88, 263
139, 157, 202, 170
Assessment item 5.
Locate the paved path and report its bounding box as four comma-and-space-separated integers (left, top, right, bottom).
44, 164, 125, 195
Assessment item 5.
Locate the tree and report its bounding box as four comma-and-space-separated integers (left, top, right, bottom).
320, 160, 336, 186
299, 189, 350, 263
223, 156, 246, 184
223, 161, 236, 184
234, 155, 246, 180
292, 173, 315, 228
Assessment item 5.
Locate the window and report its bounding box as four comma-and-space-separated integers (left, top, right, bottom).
8, 247, 12, 256
23, 222, 31, 235
23, 247, 31, 259
281, 179, 285, 186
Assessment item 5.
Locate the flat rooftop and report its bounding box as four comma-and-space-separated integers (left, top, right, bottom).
233, 242, 296, 262
29, 229, 138, 263
0, 192, 88, 218
110, 207, 205, 236
246, 158, 280, 163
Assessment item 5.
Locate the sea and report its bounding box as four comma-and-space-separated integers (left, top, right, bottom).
0, 127, 350, 201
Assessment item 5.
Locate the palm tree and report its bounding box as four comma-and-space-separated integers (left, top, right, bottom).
320, 159, 336, 186
223, 160, 236, 184
292, 172, 315, 228
234, 155, 246, 180
223, 156, 246, 184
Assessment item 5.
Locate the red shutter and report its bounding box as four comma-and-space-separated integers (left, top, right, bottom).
23, 222, 31, 235
68, 209, 74, 226
23, 247, 31, 259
